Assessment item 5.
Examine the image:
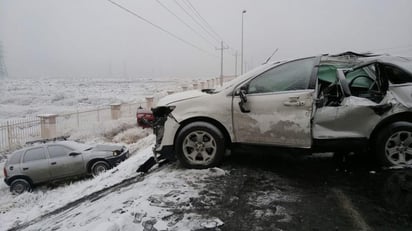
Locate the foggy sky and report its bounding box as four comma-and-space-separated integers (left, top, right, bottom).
1, 0, 412, 79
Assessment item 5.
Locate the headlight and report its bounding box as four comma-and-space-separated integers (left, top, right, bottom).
112, 150, 120, 156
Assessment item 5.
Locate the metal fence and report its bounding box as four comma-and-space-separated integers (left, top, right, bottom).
55, 102, 143, 136
0, 118, 41, 152
0, 102, 144, 153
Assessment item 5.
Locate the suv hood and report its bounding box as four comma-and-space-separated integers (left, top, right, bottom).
156, 90, 207, 107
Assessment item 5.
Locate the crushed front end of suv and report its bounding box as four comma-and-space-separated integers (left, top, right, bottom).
152, 52, 412, 169
3, 140, 129, 194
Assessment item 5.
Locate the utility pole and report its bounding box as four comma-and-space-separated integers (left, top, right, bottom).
216, 41, 228, 86
234, 50, 239, 77
241, 10, 247, 75
0, 42, 8, 79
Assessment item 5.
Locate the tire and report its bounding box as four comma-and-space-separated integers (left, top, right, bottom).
375, 122, 412, 166
10, 179, 32, 194
175, 121, 225, 169
91, 161, 110, 176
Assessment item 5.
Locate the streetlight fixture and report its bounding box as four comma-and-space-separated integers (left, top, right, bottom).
241, 10, 247, 75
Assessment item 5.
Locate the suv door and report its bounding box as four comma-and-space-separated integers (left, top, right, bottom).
232, 57, 317, 148
21, 147, 51, 183
47, 144, 85, 179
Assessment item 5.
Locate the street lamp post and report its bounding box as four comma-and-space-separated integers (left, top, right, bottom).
241, 10, 246, 75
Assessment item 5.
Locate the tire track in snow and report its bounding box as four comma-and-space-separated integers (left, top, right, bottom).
7, 163, 169, 231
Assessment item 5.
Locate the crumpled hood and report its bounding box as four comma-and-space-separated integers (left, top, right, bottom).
156, 90, 208, 106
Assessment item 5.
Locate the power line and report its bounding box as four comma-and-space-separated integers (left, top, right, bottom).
173, 0, 220, 44
107, 0, 216, 56
155, 0, 217, 48
183, 0, 225, 44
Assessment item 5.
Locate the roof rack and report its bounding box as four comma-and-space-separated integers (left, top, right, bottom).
26, 136, 70, 145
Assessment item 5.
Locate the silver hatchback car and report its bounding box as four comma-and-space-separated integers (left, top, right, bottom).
3, 141, 129, 194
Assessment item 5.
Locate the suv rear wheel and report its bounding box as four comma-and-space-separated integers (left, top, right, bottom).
175, 122, 225, 169
10, 179, 32, 194
375, 122, 412, 166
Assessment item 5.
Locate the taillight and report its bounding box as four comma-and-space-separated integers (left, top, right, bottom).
3, 167, 7, 178
136, 107, 154, 128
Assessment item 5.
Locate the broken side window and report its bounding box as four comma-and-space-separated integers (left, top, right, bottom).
381, 64, 412, 84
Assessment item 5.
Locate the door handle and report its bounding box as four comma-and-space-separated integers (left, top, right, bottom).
23, 167, 29, 170
283, 100, 305, 106
51, 162, 57, 165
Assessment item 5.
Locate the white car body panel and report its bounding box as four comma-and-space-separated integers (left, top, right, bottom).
233, 90, 314, 147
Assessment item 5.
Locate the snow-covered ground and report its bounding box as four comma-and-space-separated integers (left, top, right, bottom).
0, 77, 196, 121
0, 118, 227, 231
0, 77, 229, 231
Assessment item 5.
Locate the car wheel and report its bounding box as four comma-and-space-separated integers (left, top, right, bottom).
10, 179, 32, 194
175, 121, 225, 169
375, 122, 412, 166
91, 161, 110, 176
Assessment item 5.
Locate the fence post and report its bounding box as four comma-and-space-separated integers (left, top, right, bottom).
76, 109, 80, 128
193, 82, 198, 89
145, 96, 154, 109
200, 81, 205, 89
7, 121, 11, 148
110, 104, 121, 120
207, 80, 210, 88
38, 114, 57, 139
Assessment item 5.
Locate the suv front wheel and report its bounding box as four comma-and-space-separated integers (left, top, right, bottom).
375, 121, 412, 166
175, 122, 225, 169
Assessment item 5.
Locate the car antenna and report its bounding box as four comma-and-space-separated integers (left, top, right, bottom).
262, 48, 279, 64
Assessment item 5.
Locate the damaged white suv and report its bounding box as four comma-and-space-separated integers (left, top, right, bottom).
152, 52, 412, 169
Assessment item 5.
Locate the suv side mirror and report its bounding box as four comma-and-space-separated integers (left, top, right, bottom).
238, 85, 250, 113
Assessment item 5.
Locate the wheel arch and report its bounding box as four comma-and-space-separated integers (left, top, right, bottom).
175, 117, 232, 148
6, 175, 34, 186
86, 159, 111, 173
369, 112, 412, 144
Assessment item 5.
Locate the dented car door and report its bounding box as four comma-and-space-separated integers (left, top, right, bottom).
232, 58, 317, 148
